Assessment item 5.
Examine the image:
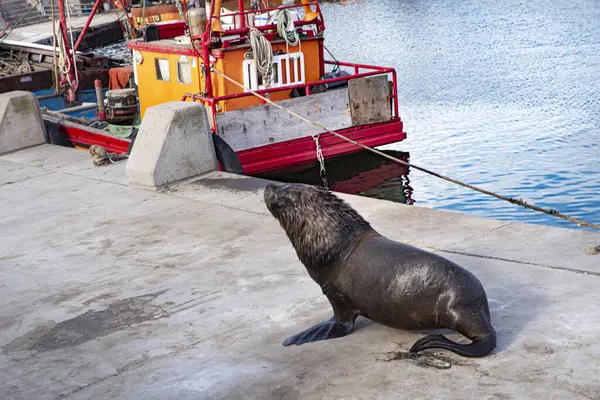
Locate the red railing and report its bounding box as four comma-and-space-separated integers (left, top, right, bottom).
193, 1, 325, 109
181, 60, 399, 135
202, 1, 325, 40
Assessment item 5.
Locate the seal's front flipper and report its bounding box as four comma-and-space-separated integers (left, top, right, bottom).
283, 290, 359, 346
282, 316, 354, 346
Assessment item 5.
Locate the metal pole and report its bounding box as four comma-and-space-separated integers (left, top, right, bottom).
94, 79, 106, 120
57, 0, 71, 60
57, 0, 78, 101
237, 0, 246, 29
51, 0, 59, 92
72, 0, 103, 53
201, 0, 215, 98
202, 40, 212, 98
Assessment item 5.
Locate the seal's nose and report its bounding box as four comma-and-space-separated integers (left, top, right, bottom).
264, 183, 278, 197
263, 183, 278, 204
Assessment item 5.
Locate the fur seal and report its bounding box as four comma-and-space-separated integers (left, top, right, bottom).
264, 182, 497, 358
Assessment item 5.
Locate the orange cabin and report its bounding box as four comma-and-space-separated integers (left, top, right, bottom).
128, 0, 325, 119
128, 36, 323, 118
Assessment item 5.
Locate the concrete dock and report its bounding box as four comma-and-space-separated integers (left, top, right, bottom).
2, 143, 600, 399
5, 13, 120, 44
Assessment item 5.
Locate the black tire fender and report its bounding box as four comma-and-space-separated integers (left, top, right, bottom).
212, 132, 244, 175
127, 129, 244, 175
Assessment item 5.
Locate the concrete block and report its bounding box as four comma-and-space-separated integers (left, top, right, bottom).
0, 91, 47, 155
125, 101, 218, 189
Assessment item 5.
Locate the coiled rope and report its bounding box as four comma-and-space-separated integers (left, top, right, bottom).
247, 28, 273, 88
0, 53, 32, 76
55, 26, 71, 76
275, 9, 299, 48
211, 66, 600, 231
89, 145, 128, 166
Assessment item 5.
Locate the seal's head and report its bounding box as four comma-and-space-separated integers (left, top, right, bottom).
264, 183, 374, 268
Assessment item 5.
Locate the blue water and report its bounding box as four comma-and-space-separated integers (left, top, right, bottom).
316, 0, 600, 230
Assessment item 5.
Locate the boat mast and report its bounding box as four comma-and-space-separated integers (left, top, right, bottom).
237, 0, 246, 29
56, 0, 79, 103
200, 0, 246, 99
72, 0, 104, 53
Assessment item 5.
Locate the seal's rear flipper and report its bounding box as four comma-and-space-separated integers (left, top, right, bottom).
282, 316, 354, 346
409, 333, 496, 358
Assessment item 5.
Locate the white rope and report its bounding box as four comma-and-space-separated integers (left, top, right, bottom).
55, 22, 70, 75
275, 9, 299, 48
66, 3, 79, 83
174, 0, 184, 20
247, 27, 273, 88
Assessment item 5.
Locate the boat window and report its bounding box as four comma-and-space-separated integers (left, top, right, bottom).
155, 58, 170, 82
177, 61, 192, 85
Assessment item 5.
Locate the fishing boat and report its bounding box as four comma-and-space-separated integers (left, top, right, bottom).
130, 2, 184, 29
40, 0, 407, 176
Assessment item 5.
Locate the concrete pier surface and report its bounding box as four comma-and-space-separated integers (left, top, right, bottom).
1, 144, 600, 400
5, 13, 119, 44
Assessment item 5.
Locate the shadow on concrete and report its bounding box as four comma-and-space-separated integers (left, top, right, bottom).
482, 272, 550, 354
405, 266, 550, 356
192, 176, 271, 193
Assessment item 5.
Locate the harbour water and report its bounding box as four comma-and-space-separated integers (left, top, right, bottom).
273, 0, 600, 231
96, 0, 600, 231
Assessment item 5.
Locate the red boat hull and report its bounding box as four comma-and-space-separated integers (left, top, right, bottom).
238, 120, 406, 175
47, 117, 406, 176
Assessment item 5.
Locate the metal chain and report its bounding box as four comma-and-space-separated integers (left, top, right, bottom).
313, 134, 328, 189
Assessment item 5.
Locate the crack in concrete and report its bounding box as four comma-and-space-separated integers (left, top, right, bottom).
450, 221, 515, 246
2, 157, 128, 188
53, 323, 247, 400
158, 188, 271, 217
435, 248, 600, 277
0, 171, 54, 188
58, 170, 133, 188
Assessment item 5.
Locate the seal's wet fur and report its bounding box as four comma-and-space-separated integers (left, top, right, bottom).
264, 182, 497, 358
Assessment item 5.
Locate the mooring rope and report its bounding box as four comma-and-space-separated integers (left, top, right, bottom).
211, 67, 600, 231
88, 145, 128, 166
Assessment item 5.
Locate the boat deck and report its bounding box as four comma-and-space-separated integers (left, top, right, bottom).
4, 12, 120, 44
1, 144, 600, 399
